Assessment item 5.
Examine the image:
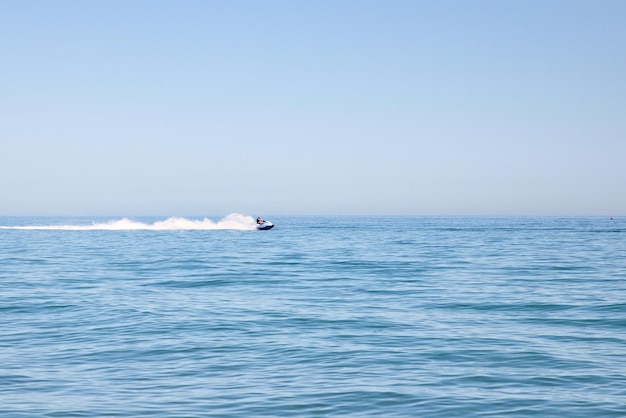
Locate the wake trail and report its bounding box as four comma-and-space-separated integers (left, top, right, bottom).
0, 213, 258, 231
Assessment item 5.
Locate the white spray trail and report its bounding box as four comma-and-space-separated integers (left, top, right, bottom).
0, 213, 258, 231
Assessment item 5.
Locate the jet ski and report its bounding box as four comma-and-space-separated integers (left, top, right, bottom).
256, 220, 274, 230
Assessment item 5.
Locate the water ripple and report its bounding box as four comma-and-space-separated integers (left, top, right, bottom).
1, 216, 625, 416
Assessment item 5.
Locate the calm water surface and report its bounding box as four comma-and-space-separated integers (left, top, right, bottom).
1, 216, 625, 417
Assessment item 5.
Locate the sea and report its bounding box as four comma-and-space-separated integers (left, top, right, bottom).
1, 215, 625, 417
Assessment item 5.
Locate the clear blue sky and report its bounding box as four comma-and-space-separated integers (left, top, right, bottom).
2, 1, 624, 216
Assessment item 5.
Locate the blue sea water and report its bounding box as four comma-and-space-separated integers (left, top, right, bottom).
1, 215, 625, 417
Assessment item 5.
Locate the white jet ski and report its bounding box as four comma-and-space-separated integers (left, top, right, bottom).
256, 220, 274, 230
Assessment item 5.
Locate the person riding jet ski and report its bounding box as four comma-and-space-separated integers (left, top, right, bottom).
256, 216, 274, 230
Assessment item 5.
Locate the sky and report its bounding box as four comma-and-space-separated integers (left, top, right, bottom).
1, 0, 624, 216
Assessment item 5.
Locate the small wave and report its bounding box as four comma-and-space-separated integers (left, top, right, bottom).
0, 213, 257, 231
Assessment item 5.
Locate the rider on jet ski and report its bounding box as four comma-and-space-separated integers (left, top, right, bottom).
256, 216, 274, 230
